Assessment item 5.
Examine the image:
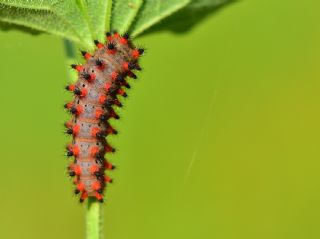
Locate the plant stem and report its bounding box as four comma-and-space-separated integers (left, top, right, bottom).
63, 39, 103, 239
86, 198, 103, 239
63, 39, 78, 82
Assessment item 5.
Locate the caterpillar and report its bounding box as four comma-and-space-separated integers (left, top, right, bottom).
64, 31, 144, 203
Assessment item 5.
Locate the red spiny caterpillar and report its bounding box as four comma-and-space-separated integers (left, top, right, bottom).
64, 31, 144, 203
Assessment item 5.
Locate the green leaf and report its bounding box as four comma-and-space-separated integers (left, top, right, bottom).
0, 0, 53, 9
110, 0, 143, 34
104, 0, 113, 33
76, 0, 112, 42
0, 20, 41, 35
0, 3, 78, 41
189, 0, 230, 8
133, 0, 235, 36
0, 0, 235, 48
0, 0, 93, 49
129, 0, 191, 37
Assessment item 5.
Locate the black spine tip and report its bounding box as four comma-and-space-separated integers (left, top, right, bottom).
104, 99, 113, 107
96, 153, 103, 159
66, 128, 73, 135
106, 32, 111, 37
99, 115, 107, 121
128, 62, 136, 70
109, 87, 118, 95
95, 158, 104, 165
74, 189, 80, 194
70, 107, 77, 115
138, 48, 144, 55
116, 75, 125, 83
94, 171, 103, 179
135, 64, 142, 71
74, 88, 81, 95
82, 72, 90, 80
69, 171, 75, 177
123, 32, 130, 39
67, 151, 73, 157
130, 73, 137, 79
79, 198, 84, 203
107, 42, 116, 50
71, 64, 77, 69
95, 59, 103, 67
94, 40, 99, 45
96, 132, 105, 139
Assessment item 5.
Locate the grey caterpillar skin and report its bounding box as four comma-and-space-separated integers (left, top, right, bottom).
65, 32, 144, 203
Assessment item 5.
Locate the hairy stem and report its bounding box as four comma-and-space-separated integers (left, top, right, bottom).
63, 39, 103, 239
86, 198, 103, 239
63, 39, 78, 82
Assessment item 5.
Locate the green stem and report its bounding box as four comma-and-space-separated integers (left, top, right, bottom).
63, 39, 103, 239
63, 39, 78, 82
86, 198, 103, 239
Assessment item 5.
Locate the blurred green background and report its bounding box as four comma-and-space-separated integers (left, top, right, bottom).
1, 0, 320, 238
